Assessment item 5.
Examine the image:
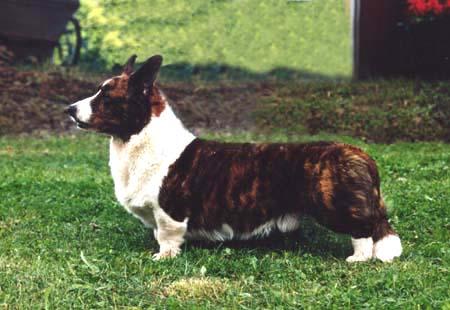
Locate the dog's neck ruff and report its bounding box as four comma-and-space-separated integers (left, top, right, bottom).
108, 104, 195, 207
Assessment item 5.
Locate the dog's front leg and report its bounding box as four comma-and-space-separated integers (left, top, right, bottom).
152, 207, 187, 260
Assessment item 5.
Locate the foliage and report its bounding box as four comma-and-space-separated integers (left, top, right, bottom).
255, 79, 450, 142
407, 0, 450, 16
0, 133, 449, 308
76, 0, 351, 77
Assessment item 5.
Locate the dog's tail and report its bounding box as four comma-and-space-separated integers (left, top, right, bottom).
371, 197, 402, 262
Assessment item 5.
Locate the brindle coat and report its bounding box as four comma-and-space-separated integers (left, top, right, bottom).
66, 54, 401, 262
159, 139, 393, 241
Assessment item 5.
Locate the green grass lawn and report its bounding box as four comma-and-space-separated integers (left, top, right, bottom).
0, 132, 449, 308
77, 0, 351, 78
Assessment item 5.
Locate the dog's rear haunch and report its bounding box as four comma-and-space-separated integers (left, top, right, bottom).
66, 54, 402, 262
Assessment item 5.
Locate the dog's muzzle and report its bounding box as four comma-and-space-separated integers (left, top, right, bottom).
64, 105, 77, 118
64, 105, 90, 128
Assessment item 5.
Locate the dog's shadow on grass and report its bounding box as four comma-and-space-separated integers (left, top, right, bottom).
107, 204, 350, 259
146, 217, 353, 260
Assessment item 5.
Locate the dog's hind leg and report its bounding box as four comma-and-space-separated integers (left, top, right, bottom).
152, 207, 187, 260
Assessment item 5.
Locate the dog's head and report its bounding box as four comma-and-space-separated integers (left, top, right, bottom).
65, 55, 166, 140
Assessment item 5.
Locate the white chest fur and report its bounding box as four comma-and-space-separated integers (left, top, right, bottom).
108, 106, 195, 227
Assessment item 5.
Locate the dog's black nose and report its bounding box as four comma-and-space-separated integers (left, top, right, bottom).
65, 105, 77, 117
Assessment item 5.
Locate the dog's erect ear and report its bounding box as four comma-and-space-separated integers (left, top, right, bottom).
129, 55, 163, 91
123, 54, 137, 75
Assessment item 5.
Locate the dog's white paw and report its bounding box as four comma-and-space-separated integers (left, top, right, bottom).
373, 234, 402, 262
152, 248, 180, 261
346, 254, 372, 263
346, 237, 373, 263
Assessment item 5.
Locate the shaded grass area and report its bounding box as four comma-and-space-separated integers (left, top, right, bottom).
157, 62, 349, 83
0, 133, 449, 308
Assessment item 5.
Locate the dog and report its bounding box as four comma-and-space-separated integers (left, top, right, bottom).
65, 55, 402, 262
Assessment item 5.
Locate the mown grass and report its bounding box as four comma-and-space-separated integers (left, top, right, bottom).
77, 0, 351, 78
0, 132, 449, 308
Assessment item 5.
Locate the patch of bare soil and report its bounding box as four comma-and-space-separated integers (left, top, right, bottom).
163, 82, 274, 135
0, 65, 270, 135
0, 65, 96, 134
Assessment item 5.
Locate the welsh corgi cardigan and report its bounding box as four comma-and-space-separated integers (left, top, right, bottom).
65, 55, 402, 262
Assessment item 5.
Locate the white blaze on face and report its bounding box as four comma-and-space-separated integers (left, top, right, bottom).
69, 90, 101, 123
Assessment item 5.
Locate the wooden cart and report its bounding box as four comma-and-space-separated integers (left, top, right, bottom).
0, 0, 81, 65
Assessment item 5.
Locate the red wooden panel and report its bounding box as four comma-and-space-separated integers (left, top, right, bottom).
354, 0, 403, 79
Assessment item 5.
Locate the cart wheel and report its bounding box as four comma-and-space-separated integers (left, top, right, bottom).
54, 17, 82, 66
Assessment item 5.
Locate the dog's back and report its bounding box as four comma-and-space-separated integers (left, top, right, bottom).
160, 139, 394, 244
